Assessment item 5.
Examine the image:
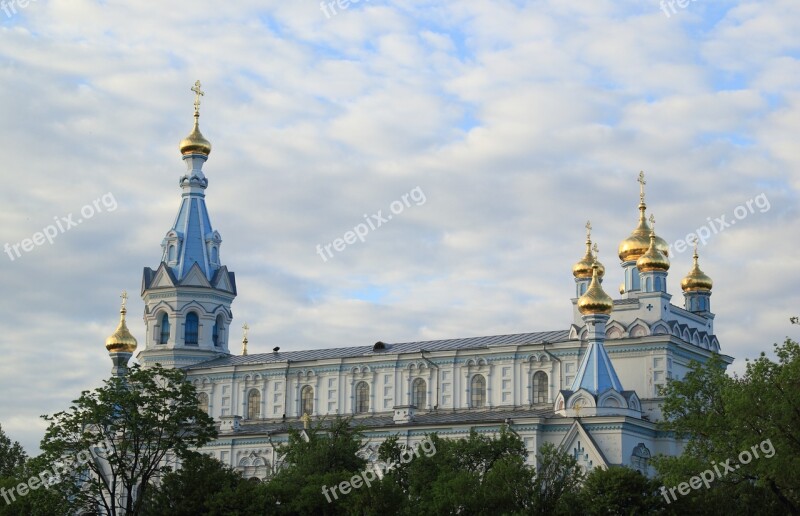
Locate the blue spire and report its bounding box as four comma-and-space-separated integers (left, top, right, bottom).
160, 85, 223, 283
570, 339, 624, 394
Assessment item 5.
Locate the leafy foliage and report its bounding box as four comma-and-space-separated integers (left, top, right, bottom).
656, 338, 800, 514
39, 364, 217, 515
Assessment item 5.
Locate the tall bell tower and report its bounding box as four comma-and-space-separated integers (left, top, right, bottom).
137, 81, 237, 368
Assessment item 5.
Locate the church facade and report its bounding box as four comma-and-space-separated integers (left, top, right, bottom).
104, 85, 733, 480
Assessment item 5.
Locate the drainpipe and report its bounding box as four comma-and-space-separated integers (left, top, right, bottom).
283, 360, 291, 418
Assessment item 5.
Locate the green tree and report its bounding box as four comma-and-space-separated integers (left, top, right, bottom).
575, 466, 665, 515
265, 416, 367, 515
0, 424, 26, 478
0, 455, 71, 516
39, 364, 217, 516
655, 337, 800, 514
530, 442, 584, 515
140, 450, 266, 515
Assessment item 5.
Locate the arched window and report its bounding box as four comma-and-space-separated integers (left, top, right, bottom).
471, 375, 486, 408
185, 312, 199, 346
301, 386, 314, 416
211, 247, 219, 264
412, 378, 426, 409
159, 313, 170, 344
168, 244, 176, 262
355, 382, 369, 414
212, 315, 224, 347
197, 392, 209, 414
248, 389, 261, 419
533, 371, 548, 404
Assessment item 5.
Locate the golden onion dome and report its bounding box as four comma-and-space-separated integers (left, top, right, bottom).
105, 294, 137, 354
681, 248, 713, 292
618, 204, 669, 262
573, 224, 605, 279
636, 231, 670, 272
179, 80, 212, 156
577, 264, 614, 315
179, 117, 212, 156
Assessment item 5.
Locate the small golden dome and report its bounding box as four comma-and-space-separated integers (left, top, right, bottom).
618, 204, 669, 262
637, 231, 670, 272
681, 248, 713, 292
179, 81, 212, 156
573, 223, 605, 279
105, 294, 137, 354
577, 264, 614, 315
179, 117, 212, 156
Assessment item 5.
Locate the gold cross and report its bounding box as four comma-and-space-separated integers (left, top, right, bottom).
191, 80, 204, 116
638, 171, 646, 203
592, 243, 599, 258
242, 322, 249, 339
585, 220, 592, 240
120, 290, 128, 309
649, 213, 656, 230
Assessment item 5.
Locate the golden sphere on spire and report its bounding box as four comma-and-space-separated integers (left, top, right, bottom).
573, 222, 605, 279
105, 292, 137, 353
179, 80, 212, 156
681, 248, 713, 292
636, 231, 670, 272
618, 173, 668, 261
179, 119, 212, 156
577, 265, 614, 315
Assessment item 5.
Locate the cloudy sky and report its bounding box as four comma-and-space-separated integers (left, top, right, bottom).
1, 0, 799, 454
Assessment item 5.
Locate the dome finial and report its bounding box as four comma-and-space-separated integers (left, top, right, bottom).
105, 290, 138, 353
636, 214, 670, 272
241, 322, 249, 356
573, 220, 605, 279
618, 172, 669, 261
179, 80, 212, 156
638, 171, 646, 205
681, 238, 713, 292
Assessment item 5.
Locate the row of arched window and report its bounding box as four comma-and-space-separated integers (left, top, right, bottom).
157, 312, 225, 347
196, 371, 550, 417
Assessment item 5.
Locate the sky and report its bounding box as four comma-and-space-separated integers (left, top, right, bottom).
1, 0, 799, 454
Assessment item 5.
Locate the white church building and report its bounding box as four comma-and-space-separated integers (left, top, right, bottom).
104, 85, 732, 480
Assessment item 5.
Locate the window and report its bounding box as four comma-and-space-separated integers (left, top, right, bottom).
301, 386, 314, 416
185, 312, 199, 346
631, 443, 651, 474
168, 244, 176, 262
212, 315, 223, 347
211, 247, 219, 264
248, 390, 261, 419
159, 313, 170, 344
197, 392, 209, 414
471, 375, 486, 408
355, 382, 369, 414
412, 378, 426, 409
533, 371, 548, 404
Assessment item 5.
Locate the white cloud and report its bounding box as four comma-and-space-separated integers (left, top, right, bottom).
0, 0, 799, 454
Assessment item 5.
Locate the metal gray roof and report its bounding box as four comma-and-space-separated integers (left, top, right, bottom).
185, 330, 571, 370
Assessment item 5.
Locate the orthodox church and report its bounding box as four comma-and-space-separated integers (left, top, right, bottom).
103, 84, 732, 480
